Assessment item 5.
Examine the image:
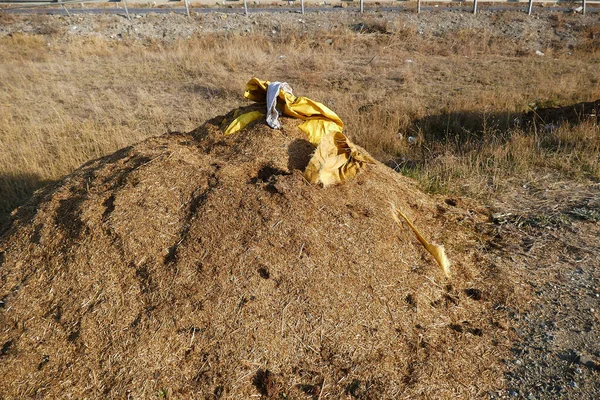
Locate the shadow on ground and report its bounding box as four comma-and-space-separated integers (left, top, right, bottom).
409, 99, 599, 145
0, 173, 55, 235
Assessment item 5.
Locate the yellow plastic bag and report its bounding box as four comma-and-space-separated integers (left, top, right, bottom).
304, 132, 375, 187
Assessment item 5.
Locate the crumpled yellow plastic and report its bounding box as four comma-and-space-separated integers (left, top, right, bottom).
224, 110, 265, 136
223, 77, 372, 186
304, 131, 375, 187
243, 77, 344, 146
390, 203, 452, 278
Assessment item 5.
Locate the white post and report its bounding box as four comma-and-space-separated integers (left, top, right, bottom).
582, 0, 586, 15
122, 0, 131, 19
301, 0, 304, 14
60, 0, 71, 16
417, 0, 421, 13
184, 0, 190, 16
472, 0, 477, 14
244, 0, 248, 16
527, 0, 533, 15
360, 0, 363, 13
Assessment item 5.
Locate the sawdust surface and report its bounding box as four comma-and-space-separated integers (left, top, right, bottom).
0, 111, 511, 399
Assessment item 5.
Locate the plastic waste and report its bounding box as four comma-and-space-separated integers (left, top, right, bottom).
390, 203, 452, 278
305, 131, 374, 187
243, 77, 344, 146
224, 77, 373, 186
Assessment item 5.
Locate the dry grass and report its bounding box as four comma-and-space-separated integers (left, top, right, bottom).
1, 12, 599, 225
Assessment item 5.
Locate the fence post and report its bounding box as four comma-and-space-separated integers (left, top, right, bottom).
184, 0, 190, 16
301, 0, 304, 14
527, 0, 533, 15
122, 0, 131, 20
417, 0, 421, 13
472, 0, 477, 14
582, 0, 586, 15
244, 0, 248, 16
59, 0, 71, 16
360, 0, 364, 13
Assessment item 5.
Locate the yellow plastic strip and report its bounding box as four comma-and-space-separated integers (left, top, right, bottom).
390, 203, 452, 278
224, 111, 265, 136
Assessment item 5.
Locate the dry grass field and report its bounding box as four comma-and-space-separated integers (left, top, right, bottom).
1, 10, 599, 225
0, 8, 599, 398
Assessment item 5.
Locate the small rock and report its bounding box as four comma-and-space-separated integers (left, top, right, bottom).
578, 353, 600, 371
535, 50, 545, 56
568, 381, 578, 388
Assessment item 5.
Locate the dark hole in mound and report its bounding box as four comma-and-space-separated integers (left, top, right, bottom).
37, 355, 49, 371
287, 138, 315, 171
250, 164, 290, 185
102, 194, 116, 221
253, 368, 277, 397
345, 379, 362, 397
445, 198, 458, 207
249, 165, 291, 194
449, 324, 463, 333
465, 288, 483, 301
258, 267, 270, 279
255, 166, 289, 183
468, 328, 483, 336
0, 251, 4, 267
405, 294, 415, 306
297, 383, 320, 396
1, 340, 13, 356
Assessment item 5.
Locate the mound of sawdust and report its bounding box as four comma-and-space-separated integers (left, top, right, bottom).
0, 110, 511, 399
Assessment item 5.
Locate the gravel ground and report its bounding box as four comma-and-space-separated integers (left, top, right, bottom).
489, 181, 600, 399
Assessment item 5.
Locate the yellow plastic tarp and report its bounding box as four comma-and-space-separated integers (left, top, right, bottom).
243, 77, 344, 146
224, 77, 373, 186
305, 131, 375, 187
224, 110, 265, 136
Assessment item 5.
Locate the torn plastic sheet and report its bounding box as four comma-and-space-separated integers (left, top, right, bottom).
243, 77, 344, 146
223, 77, 372, 186
224, 110, 265, 136
305, 131, 375, 187
390, 203, 452, 278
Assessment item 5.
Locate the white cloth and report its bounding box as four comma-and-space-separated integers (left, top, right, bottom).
265, 81, 293, 129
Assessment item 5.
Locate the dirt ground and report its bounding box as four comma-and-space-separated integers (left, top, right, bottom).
0, 6, 599, 399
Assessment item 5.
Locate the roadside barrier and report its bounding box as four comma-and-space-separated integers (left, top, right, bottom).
0, 0, 596, 18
